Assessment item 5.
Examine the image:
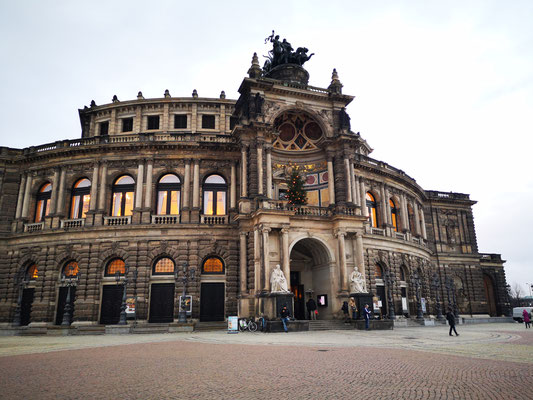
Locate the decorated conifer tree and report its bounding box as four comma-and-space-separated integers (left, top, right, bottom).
286, 170, 307, 205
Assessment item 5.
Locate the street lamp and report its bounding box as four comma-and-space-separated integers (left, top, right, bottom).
444, 277, 459, 318
430, 273, 444, 320
115, 266, 129, 325
61, 264, 80, 326
177, 262, 196, 323
13, 271, 29, 326
412, 272, 424, 320
383, 270, 395, 320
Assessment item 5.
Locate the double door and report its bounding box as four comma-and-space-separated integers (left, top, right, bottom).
149, 283, 175, 323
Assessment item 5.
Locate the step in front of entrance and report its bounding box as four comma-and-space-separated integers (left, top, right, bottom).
308, 320, 354, 331
194, 321, 227, 331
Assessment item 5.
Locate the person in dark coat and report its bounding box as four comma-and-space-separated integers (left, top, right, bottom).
446, 308, 459, 336
342, 301, 349, 322
363, 304, 371, 330
306, 298, 317, 320
280, 305, 290, 333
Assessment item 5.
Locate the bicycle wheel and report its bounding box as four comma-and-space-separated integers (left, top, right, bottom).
248, 321, 258, 332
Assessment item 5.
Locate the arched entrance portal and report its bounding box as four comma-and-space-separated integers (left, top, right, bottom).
289, 238, 332, 320
483, 274, 497, 316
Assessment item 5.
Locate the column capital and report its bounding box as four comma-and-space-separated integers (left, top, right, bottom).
335, 229, 346, 238
280, 228, 290, 235
239, 231, 249, 237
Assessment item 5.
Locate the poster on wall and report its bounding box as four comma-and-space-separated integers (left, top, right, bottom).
125, 297, 136, 316
421, 298, 427, 313
179, 295, 192, 315
401, 297, 408, 312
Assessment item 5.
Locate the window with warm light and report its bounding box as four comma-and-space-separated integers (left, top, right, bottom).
375, 264, 383, 279
202, 175, 227, 216
26, 264, 38, 280
366, 192, 378, 228
111, 175, 135, 216
157, 174, 180, 215
153, 257, 175, 275
202, 257, 225, 274
390, 198, 399, 232
70, 178, 91, 219
63, 261, 79, 278
105, 258, 125, 276
35, 183, 52, 222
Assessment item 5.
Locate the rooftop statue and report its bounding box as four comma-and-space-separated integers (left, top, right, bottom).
263, 30, 314, 73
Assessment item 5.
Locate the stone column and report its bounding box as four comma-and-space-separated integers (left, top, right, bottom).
349, 161, 358, 206
89, 163, 99, 211
21, 173, 33, 219
49, 168, 60, 215
135, 161, 144, 209
254, 227, 260, 292
266, 147, 272, 199
281, 228, 290, 289
384, 186, 391, 226
337, 231, 348, 292
419, 203, 427, 239
239, 232, 248, 294
144, 159, 153, 209
262, 227, 271, 291
360, 179, 368, 217
98, 162, 108, 211
15, 173, 26, 219
183, 160, 191, 209
414, 202, 421, 236
56, 168, 66, 215
327, 158, 335, 204
257, 144, 263, 196
400, 194, 408, 232
380, 184, 388, 226
354, 232, 365, 277
344, 157, 352, 203
241, 147, 248, 198
192, 160, 200, 209
230, 162, 236, 209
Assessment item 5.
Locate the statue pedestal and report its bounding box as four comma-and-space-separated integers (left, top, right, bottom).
258, 292, 294, 319
350, 292, 373, 320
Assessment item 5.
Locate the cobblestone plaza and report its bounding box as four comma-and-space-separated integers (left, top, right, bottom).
0, 323, 531, 399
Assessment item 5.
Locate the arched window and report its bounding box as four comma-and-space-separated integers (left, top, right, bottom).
105, 258, 126, 276
26, 264, 38, 280
375, 264, 383, 279
157, 174, 181, 215
35, 183, 52, 222
203, 175, 227, 216
62, 261, 80, 278
366, 192, 378, 228
390, 199, 399, 232
153, 257, 175, 275
400, 266, 407, 281
111, 175, 135, 217
201, 256, 225, 274
70, 178, 91, 219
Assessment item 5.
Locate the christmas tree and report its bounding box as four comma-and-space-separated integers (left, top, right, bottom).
286, 170, 307, 205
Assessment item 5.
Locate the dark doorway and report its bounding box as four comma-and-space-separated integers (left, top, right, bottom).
200, 283, 224, 322
55, 286, 77, 325
290, 271, 305, 320
100, 285, 123, 325
483, 274, 497, 316
149, 283, 175, 323
20, 288, 34, 326
376, 285, 388, 319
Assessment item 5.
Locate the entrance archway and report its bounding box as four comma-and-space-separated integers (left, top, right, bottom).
483, 274, 497, 316
289, 238, 332, 320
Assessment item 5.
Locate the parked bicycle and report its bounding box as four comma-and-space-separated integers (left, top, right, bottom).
238, 317, 258, 332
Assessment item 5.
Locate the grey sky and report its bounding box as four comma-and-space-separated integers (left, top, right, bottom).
1, 1, 532, 294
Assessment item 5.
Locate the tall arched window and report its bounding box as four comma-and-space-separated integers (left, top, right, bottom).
153, 257, 175, 275
26, 264, 39, 280
35, 183, 52, 222
366, 192, 378, 228
157, 174, 180, 215
375, 264, 383, 279
62, 261, 80, 278
400, 265, 407, 281
105, 258, 126, 276
203, 174, 227, 216
111, 175, 135, 216
390, 199, 399, 232
70, 178, 91, 219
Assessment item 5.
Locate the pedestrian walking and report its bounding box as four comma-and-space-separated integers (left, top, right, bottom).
446, 308, 459, 336
306, 297, 317, 320
280, 305, 290, 333
522, 309, 531, 329
342, 301, 349, 322
363, 304, 371, 330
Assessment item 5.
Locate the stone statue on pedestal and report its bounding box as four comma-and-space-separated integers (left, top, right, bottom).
350, 267, 367, 293
270, 264, 289, 293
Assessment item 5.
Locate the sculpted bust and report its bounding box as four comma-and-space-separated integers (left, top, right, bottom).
350, 267, 367, 293
270, 264, 289, 293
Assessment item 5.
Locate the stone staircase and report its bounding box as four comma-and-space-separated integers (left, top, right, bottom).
308, 320, 353, 331
194, 321, 227, 332
131, 323, 170, 334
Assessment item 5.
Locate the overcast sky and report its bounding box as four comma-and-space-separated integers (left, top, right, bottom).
1, 1, 532, 294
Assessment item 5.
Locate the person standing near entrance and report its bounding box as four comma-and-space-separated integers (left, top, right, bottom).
280, 305, 290, 333
306, 297, 317, 320
446, 308, 459, 336
363, 304, 371, 330
342, 301, 349, 322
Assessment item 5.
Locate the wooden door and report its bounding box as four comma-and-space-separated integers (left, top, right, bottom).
149, 283, 175, 323
200, 283, 224, 322
100, 285, 123, 325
